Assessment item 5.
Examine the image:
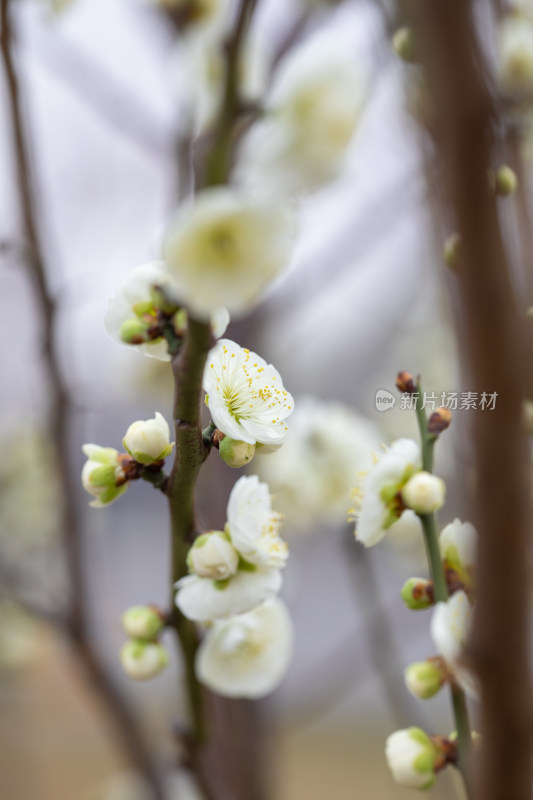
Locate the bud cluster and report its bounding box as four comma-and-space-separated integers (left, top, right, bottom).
120, 605, 168, 681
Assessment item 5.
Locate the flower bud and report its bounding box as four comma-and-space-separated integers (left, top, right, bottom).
119, 318, 150, 345
385, 727, 439, 790
120, 640, 169, 681
219, 437, 256, 468
444, 232, 461, 270
123, 412, 174, 465
122, 605, 165, 641
396, 371, 417, 394
404, 658, 448, 699
493, 165, 518, 197
81, 445, 128, 508
392, 27, 416, 63
401, 577, 434, 610
428, 407, 452, 435
439, 519, 476, 574
402, 471, 446, 514
187, 531, 239, 580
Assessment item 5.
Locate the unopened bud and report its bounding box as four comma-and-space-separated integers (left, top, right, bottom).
123, 412, 174, 465
401, 577, 434, 610
120, 640, 169, 681
404, 658, 448, 699
385, 727, 440, 790
428, 407, 452, 435
122, 605, 165, 640
219, 437, 256, 468
392, 27, 416, 63
187, 531, 239, 580
120, 318, 150, 345
81, 444, 128, 508
402, 472, 446, 514
444, 233, 461, 270
396, 371, 417, 394
494, 165, 517, 197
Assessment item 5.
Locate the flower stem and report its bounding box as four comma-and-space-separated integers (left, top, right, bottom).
414, 382, 473, 796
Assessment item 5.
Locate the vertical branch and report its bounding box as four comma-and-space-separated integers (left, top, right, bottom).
412, 1, 533, 798
0, 3, 166, 797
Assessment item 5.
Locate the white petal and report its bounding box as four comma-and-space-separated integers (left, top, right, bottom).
175, 568, 282, 622
195, 598, 293, 698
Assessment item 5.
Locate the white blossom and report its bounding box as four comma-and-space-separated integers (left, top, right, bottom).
257, 397, 380, 528
195, 598, 293, 698
104, 261, 229, 361
123, 412, 174, 465
402, 471, 446, 514
498, 16, 533, 95
81, 445, 128, 508
439, 519, 477, 575
235, 32, 365, 198
430, 591, 479, 699
120, 640, 169, 681
204, 339, 294, 446
351, 438, 421, 547
175, 567, 282, 622
163, 189, 295, 321
226, 475, 288, 568
385, 728, 438, 790
187, 531, 239, 580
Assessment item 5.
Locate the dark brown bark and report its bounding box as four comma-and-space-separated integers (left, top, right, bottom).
409, 1, 533, 797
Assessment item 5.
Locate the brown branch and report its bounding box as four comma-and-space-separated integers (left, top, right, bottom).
0, 3, 166, 797
412, 1, 533, 797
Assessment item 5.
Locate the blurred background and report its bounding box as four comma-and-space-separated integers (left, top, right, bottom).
0, 0, 510, 797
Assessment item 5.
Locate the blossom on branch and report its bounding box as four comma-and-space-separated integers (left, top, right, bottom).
81, 445, 129, 508
430, 590, 479, 699
163, 189, 295, 320
104, 261, 229, 361
203, 339, 295, 446
235, 33, 365, 198
350, 438, 421, 547
195, 598, 293, 698
123, 412, 174, 465
226, 475, 288, 568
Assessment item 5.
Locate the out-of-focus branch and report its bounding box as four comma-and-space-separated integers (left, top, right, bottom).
0, 3, 166, 797
412, 1, 533, 798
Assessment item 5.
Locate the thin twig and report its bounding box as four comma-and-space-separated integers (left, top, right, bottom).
0, 3, 166, 797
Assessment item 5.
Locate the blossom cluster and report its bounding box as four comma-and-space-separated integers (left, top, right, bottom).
175, 476, 292, 698
350, 394, 478, 790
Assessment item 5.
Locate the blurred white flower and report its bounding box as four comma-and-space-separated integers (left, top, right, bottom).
195, 598, 292, 698
123, 412, 174, 465
81, 445, 128, 508
401, 471, 446, 514
351, 438, 421, 547
257, 397, 380, 529
187, 530, 239, 580
498, 16, 533, 95
120, 640, 169, 681
430, 590, 478, 699
105, 261, 229, 361
0, 425, 61, 556
163, 189, 295, 320
385, 727, 438, 790
439, 518, 476, 576
204, 339, 294, 445
235, 32, 365, 197
226, 475, 288, 567
175, 567, 282, 621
